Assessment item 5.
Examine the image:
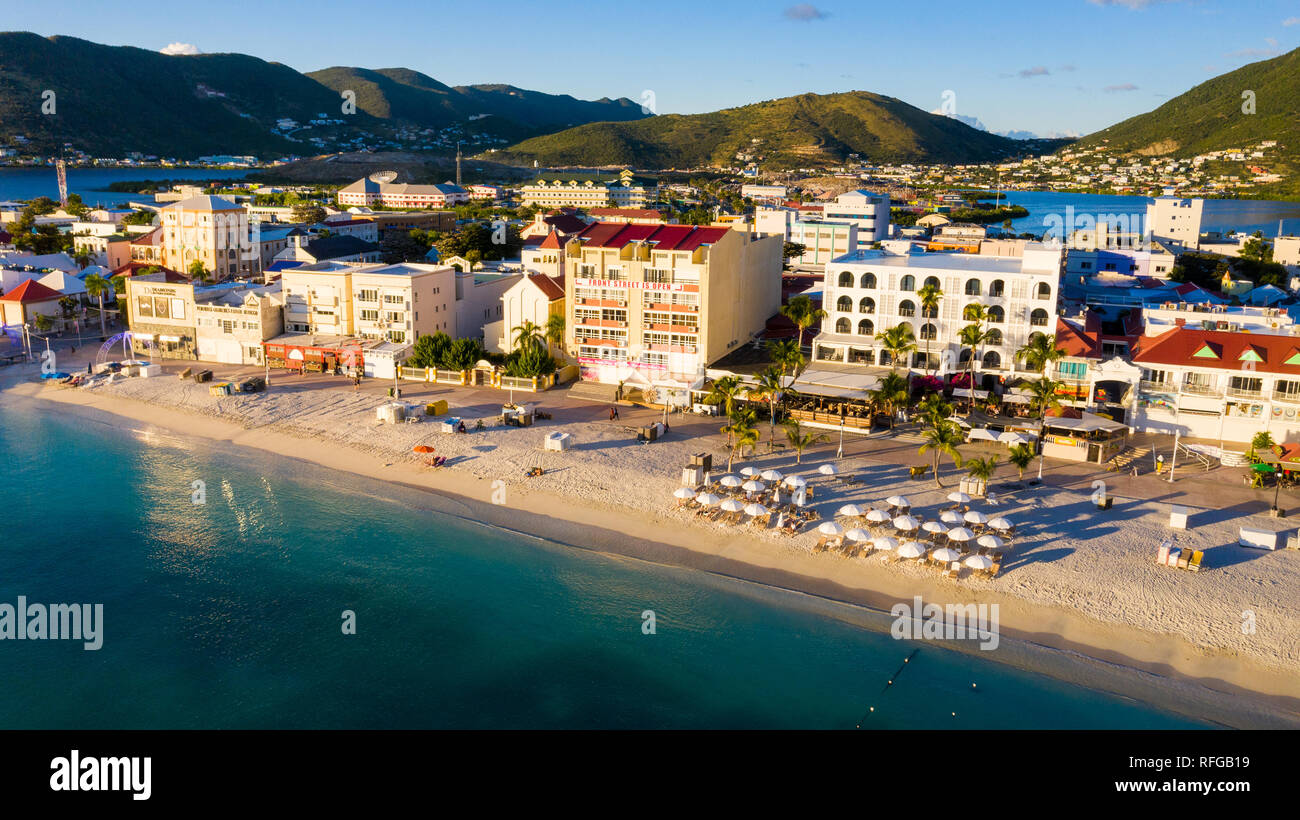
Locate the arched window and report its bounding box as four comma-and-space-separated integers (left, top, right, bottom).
923, 276, 941, 290
989, 279, 1005, 298
921, 301, 938, 319
958, 348, 972, 364
920, 323, 937, 341
838, 271, 854, 287
964, 278, 981, 296
897, 322, 913, 337
859, 272, 877, 289
858, 319, 874, 336
982, 351, 1001, 369
985, 328, 1003, 346
1036, 282, 1052, 300
900, 274, 916, 292
879, 350, 893, 367
837, 295, 852, 312
835, 317, 851, 334
859, 297, 875, 314
1030, 308, 1049, 326
987, 305, 1005, 323
898, 300, 916, 317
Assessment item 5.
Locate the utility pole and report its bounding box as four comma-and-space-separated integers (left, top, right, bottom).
1168, 430, 1179, 483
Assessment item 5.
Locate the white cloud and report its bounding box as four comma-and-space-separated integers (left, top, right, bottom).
1017, 66, 1050, 78
160, 42, 201, 56
1103, 83, 1139, 93
932, 108, 987, 131
783, 4, 829, 21
1283, 16, 1300, 26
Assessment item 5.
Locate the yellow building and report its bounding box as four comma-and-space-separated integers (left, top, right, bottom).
160, 195, 257, 281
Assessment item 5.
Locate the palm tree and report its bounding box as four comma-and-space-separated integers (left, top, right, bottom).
875, 324, 916, 373
783, 419, 826, 465
966, 455, 1000, 484
73, 249, 92, 270
544, 313, 566, 356
780, 294, 826, 352
766, 338, 806, 384
868, 371, 910, 429
1007, 443, 1034, 481
753, 366, 788, 451
83, 272, 109, 339
919, 420, 965, 488
709, 376, 745, 445
511, 319, 545, 353
916, 393, 953, 429
1015, 332, 1064, 375
917, 282, 943, 375
722, 408, 759, 470
1026, 376, 1063, 423
1247, 431, 1277, 463
958, 303, 992, 395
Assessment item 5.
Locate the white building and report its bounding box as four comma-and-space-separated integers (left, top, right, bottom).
483, 272, 566, 355
351, 263, 456, 344
1145, 197, 1203, 249
753, 207, 857, 267
820, 189, 891, 247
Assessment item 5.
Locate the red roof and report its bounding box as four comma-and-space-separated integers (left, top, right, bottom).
538, 230, 564, 250
541, 212, 589, 235
575, 223, 728, 252
1132, 327, 1300, 376
588, 208, 664, 221
528, 273, 565, 301
1055, 317, 1100, 359
0, 278, 63, 303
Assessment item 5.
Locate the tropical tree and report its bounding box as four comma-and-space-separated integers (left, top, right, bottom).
511, 319, 545, 353
783, 419, 826, 465
916, 393, 953, 429
958, 303, 992, 393
1015, 332, 1064, 375
918, 421, 965, 488
1247, 431, 1277, 463
916, 282, 943, 374
766, 338, 806, 384
1007, 443, 1035, 481
409, 331, 451, 369
544, 313, 565, 355
1026, 377, 1063, 423
73, 249, 93, 270
875, 324, 917, 373
707, 375, 744, 423
32, 313, 53, 333
84, 272, 110, 339
966, 455, 1000, 483
753, 366, 788, 451
868, 371, 910, 429
187, 260, 210, 283
443, 337, 485, 371
780, 294, 827, 351
722, 408, 759, 470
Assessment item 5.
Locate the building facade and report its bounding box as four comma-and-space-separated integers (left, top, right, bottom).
519, 170, 658, 210
351, 263, 456, 344
820, 189, 891, 247
160, 195, 257, 281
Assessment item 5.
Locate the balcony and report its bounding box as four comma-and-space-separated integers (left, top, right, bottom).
1139, 379, 1176, 393
1272, 390, 1300, 405
1225, 385, 1264, 400
1181, 382, 1224, 398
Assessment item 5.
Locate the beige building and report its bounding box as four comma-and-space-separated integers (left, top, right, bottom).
484, 272, 566, 355
195, 283, 284, 365
160, 195, 257, 281
125, 275, 199, 360
351, 263, 456, 344
519, 170, 658, 210
279, 262, 358, 336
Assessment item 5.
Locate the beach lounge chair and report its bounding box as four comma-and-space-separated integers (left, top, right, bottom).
1176, 551, 1191, 569
988, 561, 1001, 578
814, 536, 830, 552
1187, 550, 1204, 572
945, 562, 961, 580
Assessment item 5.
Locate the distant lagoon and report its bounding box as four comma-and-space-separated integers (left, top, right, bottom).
0, 166, 253, 205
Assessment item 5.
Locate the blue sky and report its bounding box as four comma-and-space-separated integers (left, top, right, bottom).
8, 0, 1299, 137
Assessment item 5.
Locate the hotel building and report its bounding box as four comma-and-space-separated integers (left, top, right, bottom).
160, 195, 258, 281
351, 263, 456, 344
820, 189, 891, 247
753, 207, 857, 267
519, 170, 658, 210
337, 178, 469, 208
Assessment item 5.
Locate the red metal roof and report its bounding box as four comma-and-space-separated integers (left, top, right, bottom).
0, 278, 63, 303
574, 222, 728, 252
1132, 327, 1300, 376
538, 230, 564, 250
1055, 317, 1101, 359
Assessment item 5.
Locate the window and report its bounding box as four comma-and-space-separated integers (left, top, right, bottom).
985, 329, 1002, 346
920, 323, 937, 341
1030, 309, 1049, 326
898, 300, 916, 317
923, 276, 940, 290
859, 272, 876, 289
1057, 361, 1087, 379
989, 280, 1005, 297
857, 319, 874, 336
1036, 282, 1052, 300
835, 317, 851, 334
899, 274, 915, 292
360, 309, 379, 321
982, 351, 1001, 369
859, 297, 875, 314
838, 271, 854, 287
964, 279, 981, 296
837, 295, 852, 312
987, 305, 1004, 323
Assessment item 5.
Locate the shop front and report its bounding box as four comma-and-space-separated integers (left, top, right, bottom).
263, 335, 364, 376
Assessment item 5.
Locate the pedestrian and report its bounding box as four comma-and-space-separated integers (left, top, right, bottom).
613, 407, 619, 421
609, 407, 616, 421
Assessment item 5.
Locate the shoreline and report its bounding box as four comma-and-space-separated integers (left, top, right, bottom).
7, 378, 1300, 728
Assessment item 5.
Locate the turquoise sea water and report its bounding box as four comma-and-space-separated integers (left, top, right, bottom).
0, 167, 252, 205
0, 402, 1206, 729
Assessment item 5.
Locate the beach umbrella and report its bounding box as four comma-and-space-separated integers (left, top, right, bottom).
744, 503, 769, 517
892, 515, 919, 531
921, 520, 947, 535
940, 510, 963, 524
718, 475, 742, 488
817, 521, 845, 536
413, 444, 435, 453
946, 491, 971, 504
885, 495, 910, 509
989, 517, 1013, 532
872, 536, 898, 552
837, 504, 864, 518
742, 480, 766, 493
844, 528, 870, 543
818, 463, 838, 476
964, 510, 988, 525
977, 534, 1005, 550
932, 547, 961, 563
760, 469, 784, 482
897, 541, 925, 559
696, 493, 721, 506
865, 509, 891, 523
965, 555, 993, 570
739, 466, 760, 478
947, 527, 975, 542
784, 475, 807, 488
673, 487, 696, 499
720, 498, 744, 512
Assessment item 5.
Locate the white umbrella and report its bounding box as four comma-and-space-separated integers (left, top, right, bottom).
673, 487, 695, 499
897, 541, 926, 559
921, 521, 947, 535
976, 534, 1004, 549
739, 466, 760, 478
964, 510, 988, 525
718, 475, 742, 488
940, 510, 963, 524
844, 528, 870, 543
965, 555, 993, 570
836, 504, 864, 518
865, 509, 891, 523
947, 527, 975, 542
818, 521, 845, 536
741, 480, 766, 493
989, 517, 1013, 531
818, 463, 838, 476
892, 515, 919, 531
932, 547, 961, 563
744, 503, 769, 517
872, 536, 898, 551
783, 475, 807, 488
886, 495, 910, 509
720, 498, 744, 512
696, 493, 721, 506
760, 469, 784, 482
947, 491, 971, 504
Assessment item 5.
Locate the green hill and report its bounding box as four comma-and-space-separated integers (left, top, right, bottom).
487, 91, 1046, 169
1073, 48, 1300, 157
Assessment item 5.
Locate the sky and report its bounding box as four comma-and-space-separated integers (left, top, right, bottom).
6, 0, 1299, 138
